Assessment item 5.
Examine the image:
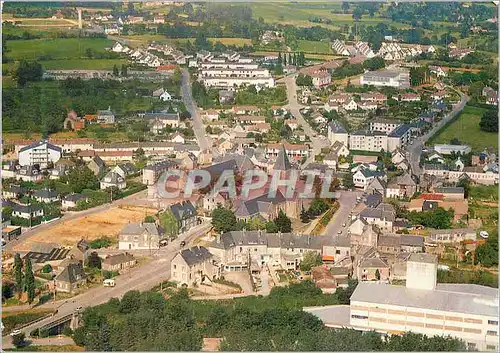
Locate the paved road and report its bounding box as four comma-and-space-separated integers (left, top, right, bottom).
181, 68, 211, 151
407, 90, 469, 176
4, 190, 148, 252
281, 74, 329, 166
2, 221, 211, 342
323, 190, 362, 237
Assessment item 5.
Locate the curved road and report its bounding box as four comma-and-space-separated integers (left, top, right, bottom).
280, 74, 330, 166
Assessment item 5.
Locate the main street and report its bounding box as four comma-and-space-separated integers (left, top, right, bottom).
181, 68, 211, 151
407, 90, 469, 176
281, 74, 330, 166
2, 221, 212, 344
323, 190, 362, 237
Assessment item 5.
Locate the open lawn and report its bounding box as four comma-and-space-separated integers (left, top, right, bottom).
3, 130, 130, 144
297, 39, 332, 54
12, 205, 158, 251
209, 37, 252, 46
5, 37, 114, 60
429, 106, 498, 151
40, 59, 127, 70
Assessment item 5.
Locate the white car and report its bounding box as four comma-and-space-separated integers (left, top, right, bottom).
337, 230, 342, 235
342, 223, 346, 227
10, 329, 22, 337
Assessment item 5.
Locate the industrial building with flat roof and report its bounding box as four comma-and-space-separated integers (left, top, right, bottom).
305, 253, 499, 351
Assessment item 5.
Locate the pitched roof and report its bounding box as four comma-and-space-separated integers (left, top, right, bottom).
33, 188, 58, 199
55, 263, 86, 283
360, 257, 389, 268
119, 222, 159, 236
19, 140, 62, 154
273, 144, 291, 171
64, 193, 88, 202
360, 203, 395, 222
170, 201, 197, 221
103, 252, 135, 266
328, 120, 347, 134
179, 246, 213, 266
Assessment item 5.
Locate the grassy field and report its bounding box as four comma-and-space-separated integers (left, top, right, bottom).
429, 106, 498, 151
297, 39, 332, 54
5, 37, 114, 60
208, 37, 252, 46
41, 59, 127, 70
2, 309, 54, 334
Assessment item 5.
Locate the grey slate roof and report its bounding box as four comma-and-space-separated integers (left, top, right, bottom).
119, 223, 159, 236
273, 144, 292, 171
400, 235, 424, 247
102, 171, 125, 184
91, 155, 105, 168
328, 120, 347, 134
64, 193, 88, 202
55, 263, 86, 284
13, 203, 43, 213
235, 189, 286, 218
116, 162, 138, 175
103, 252, 135, 266
388, 124, 412, 137
19, 140, 62, 153
360, 257, 389, 268
210, 230, 334, 251
422, 200, 438, 211
408, 253, 437, 264
170, 201, 196, 221
434, 187, 465, 194
33, 188, 58, 199
360, 203, 395, 222
203, 159, 238, 178
180, 246, 213, 266
350, 281, 498, 317
365, 193, 382, 208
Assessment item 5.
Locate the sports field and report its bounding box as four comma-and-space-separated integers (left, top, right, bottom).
429, 106, 498, 151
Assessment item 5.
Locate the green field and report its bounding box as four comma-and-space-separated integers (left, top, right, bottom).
5, 37, 114, 60
429, 106, 498, 151
297, 39, 332, 54
41, 59, 127, 70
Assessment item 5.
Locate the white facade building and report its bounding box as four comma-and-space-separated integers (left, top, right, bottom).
18, 141, 62, 168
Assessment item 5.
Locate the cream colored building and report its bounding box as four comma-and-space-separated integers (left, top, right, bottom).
349, 254, 499, 351
170, 246, 218, 287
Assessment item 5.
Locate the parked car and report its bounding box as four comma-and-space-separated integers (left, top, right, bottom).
180, 240, 186, 247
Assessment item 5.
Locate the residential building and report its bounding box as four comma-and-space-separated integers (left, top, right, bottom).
386, 172, 417, 199
118, 222, 160, 250
19, 140, 62, 168
357, 257, 390, 281
427, 228, 476, 244
434, 187, 465, 200
310, 70, 331, 88
88, 155, 106, 176
2, 185, 26, 200
55, 263, 87, 293
359, 203, 396, 232
387, 124, 413, 152
100, 171, 126, 190
67, 239, 90, 264
12, 204, 44, 220
327, 120, 349, 146
399, 93, 421, 102
349, 130, 388, 152
209, 231, 350, 272
62, 193, 88, 210
142, 159, 177, 186
171, 246, 218, 287
97, 108, 115, 124
369, 119, 402, 134
170, 201, 198, 234
112, 163, 138, 178
199, 60, 275, 89
360, 70, 410, 88
353, 169, 387, 190
331, 141, 349, 158
102, 252, 136, 272
33, 189, 59, 203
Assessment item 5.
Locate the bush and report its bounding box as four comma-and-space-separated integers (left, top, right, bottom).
89, 236, 112, 249
38, 328, 49, 338
62, 326, 73, 336
102, 270, 119, 280
12, 332, 26, 348
42, 264, 52, 273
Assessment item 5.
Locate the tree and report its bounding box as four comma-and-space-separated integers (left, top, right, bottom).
352, 7, 363, 21
342, 171, 355, 190
274, 209, 292, 233
24, 259, 35, 304
11, 332, 26, 348
375, 269, 381, 280
87, 252, 102, 269
66, 166, 99, 193
15, 59, 43, 87
119, 290, 141, 313
479, 109, 498, 133
341, 2, 350, 13
265, 220, 279, 233
160, 209, 179, 238
299, 251, 322, 272
308, 198, 330, 217
211, 205, 237, 233
247, 217, 265, 230
42, 264, 52, 273
144, 215, 156, 223
121, 64, 128, 77
476, 232, 498, 267
300, 206, 310, 223
85, 48, 93, 58
112, 65, 119, 77
14, 253, 23, 294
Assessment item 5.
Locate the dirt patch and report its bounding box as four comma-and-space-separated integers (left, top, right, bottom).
14, 205, 158, 251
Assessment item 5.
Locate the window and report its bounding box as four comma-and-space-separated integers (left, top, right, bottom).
351, 314, 368, 320
486, 345, 496, 350
467, 343, 476, 349
336, 250, 341, 255
255, 248, 257, 252
240, 247, 243, 253
488, 320, 499, 326
486, 330, 498, 336
173, 264, 177, 270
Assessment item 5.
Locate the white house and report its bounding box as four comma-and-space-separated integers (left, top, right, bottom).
100, 171, 126, 190
19, 141, 62, 168
12, 204, 44, 220
171, 133, 185, 144
353, 169, 387, 190
327, 120, 349, 146
33, 189, 59, 203
62, 193, 89, 210
343, 99, 358, 111
159, 91, 172, 101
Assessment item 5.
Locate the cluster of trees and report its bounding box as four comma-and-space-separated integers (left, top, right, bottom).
475, 231, 499, 268
72, 281, 465, 351
405, 207, 454, 229
296, 73, 313, 87
3, 74, 178, 134
299, 251, 322, 271
300, 198, 330, 223
211, 206, 292, 234
235, 86, 287, 106
13, 253, 36, 303
479, 109, 499, 133
3, 2, 77, 18
332, 57, 385, 80
437, 268, 497, 288
277, 51, 305, 67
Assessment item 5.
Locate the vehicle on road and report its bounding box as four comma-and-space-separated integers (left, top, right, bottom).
52, 310, 58, 316
159, 239, 168, 247
75, 306, 83, 312
342, 223, 346, 227
10, 329, 22, 337
103, 279, 116, 287
337, 230, 342, 234
180, 240, 186, 247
